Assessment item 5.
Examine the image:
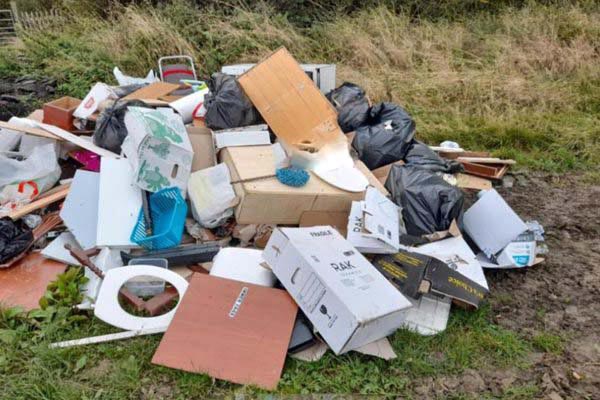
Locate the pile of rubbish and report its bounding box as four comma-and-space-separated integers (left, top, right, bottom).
0, 48, 547, 389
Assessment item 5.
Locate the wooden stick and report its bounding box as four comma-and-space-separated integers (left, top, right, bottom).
457, 157, 516, 165
0, 120, 63, 141
8, 186, 70, 220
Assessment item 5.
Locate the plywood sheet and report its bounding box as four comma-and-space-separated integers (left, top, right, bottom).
152, 274, 297, 390
0, 252, 66, 310
123, 82, 179, 101
238, 48, 344, 151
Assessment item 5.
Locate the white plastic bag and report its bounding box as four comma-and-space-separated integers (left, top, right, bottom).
113, 67, 158, 86
0, 143, 61, 216
187, 164, 236, 228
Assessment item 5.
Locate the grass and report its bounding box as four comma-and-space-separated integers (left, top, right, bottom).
1, 0, 599, 172
0, 293, 536, 399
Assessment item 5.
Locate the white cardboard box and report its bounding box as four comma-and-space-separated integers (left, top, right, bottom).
263, 226, 412, 354
361, 187, 402, 251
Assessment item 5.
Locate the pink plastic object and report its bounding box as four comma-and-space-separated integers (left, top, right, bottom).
70, 150, 101, 172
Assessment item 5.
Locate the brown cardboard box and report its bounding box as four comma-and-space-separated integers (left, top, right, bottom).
186, 126, 216, 172
220, 145, 386, 224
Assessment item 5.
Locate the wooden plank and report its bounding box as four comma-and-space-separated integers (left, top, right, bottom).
438, 150, 491, 159
457, 157, 516, 165
9, 186, 70, 220
238, 47, 344, 151
460, 161, 508, 180
123, 82, 179, 101
0, 120, 62, 141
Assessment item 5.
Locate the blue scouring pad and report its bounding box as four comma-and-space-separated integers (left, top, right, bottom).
276, 167, 310, 187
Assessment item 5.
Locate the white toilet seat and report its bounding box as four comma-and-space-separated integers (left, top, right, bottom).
94, 265, 189, 331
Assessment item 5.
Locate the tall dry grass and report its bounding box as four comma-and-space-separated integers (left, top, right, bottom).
6, 0, 600, 170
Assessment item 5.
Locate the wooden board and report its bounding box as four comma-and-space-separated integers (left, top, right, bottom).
0, 252, 66, 311
460, 161, 509, 180
238, 48, 344, 151
9, 186, 70, 220
152, 274, 297, 390
0, 120, 62, 141
457, 157, 516, 165
123, 82, 179, 101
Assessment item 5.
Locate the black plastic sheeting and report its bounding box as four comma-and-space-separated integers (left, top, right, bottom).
403, 140, 463, 173
326, 82, 370, 133
93, 99, 148, 154
0, 217, 33, 264
385, 165, 464, 236
351, 102, 416, 170
204, 73, 263, 130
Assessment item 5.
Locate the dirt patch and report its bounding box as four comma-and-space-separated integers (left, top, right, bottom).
488, 172, 600, 399
408, 172, 600, 398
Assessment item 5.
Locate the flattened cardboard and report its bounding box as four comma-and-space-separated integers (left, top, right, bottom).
372, 249, 488, 307
186, 126, 216, 172
361, 187, 402, 251
238, 48, 344, 152
347, 202, 397, 254
413, 235, 488, 290
123, 82, 179, 101
402, 294, 451, 336
152, 274, 297, 390
262, 226, 412, 354
0, 252, 66, 310
463, 189, 528, 257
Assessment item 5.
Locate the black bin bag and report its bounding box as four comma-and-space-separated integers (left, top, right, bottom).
93, 99, 147, 154
204, 73, 263, 130
384, 165, 464, 236
326, 82, 370, 133
0, 217, 33, 265
352, 102, 416, 170
404, 140, 463, 173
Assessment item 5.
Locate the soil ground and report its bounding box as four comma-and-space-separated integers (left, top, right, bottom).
412, 172, 600, 399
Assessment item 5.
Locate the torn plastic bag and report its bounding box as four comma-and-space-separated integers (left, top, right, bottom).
0, 143, 61, 216
326, 82, 370, 133
384, 165, 464, 236
0, 217, 33, 265
404, 140, 463, 173
113, 66, 158, 86
204, 73, 263, 130
352, 103, 416, 170
92, 99, 148, 154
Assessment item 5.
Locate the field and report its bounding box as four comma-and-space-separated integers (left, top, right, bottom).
0, 1, 599, 399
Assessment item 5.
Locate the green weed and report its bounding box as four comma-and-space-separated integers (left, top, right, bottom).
531, 332, 565, 354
